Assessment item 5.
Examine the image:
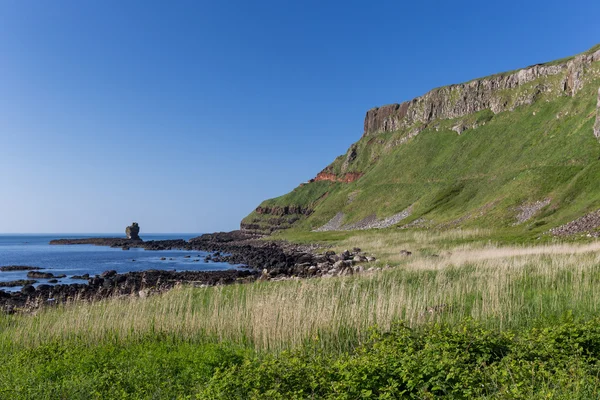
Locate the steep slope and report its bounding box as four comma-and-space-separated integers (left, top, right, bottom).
243, 45, 600, 237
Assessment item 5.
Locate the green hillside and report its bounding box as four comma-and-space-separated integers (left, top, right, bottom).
243, 45, 600, 239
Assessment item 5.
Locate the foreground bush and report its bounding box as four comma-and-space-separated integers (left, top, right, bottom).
201, 319, 600, 399
3, 319, 600, 399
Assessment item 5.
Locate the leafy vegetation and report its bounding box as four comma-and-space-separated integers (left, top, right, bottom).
5, 318, 600, 398
4, 231, 600, 398
4, 48, 600, 399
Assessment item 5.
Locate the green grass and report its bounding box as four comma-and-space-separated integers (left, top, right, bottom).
247, 54, 600, 237
4, 47, 600, 399
4, 231, 600, 397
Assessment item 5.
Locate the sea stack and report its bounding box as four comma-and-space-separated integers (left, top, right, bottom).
126, 222, 141, 240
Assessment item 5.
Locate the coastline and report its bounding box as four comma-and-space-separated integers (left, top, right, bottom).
1, 230, 376, 313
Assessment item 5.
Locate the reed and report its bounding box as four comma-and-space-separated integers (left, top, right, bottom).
2, 234, 600, 353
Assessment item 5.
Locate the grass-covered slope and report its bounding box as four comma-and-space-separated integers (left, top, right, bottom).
244, 46, 600, 237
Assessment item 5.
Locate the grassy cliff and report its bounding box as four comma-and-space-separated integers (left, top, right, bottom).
243, 45, 600, 238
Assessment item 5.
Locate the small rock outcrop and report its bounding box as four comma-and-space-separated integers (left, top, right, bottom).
126, 222, 140, 240
595, 87, 600, 140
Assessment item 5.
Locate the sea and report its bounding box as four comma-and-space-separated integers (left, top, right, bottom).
0, 234, 242, 292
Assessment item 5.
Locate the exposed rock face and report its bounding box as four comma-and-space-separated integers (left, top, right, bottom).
341, 144, 358, 173
126, 222, 140, 240
313, 171, 363, 183
363, 49, 600, 137
255, 206, 312, 216
595, 87, 600, 140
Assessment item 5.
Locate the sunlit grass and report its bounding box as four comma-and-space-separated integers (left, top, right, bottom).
3, 233, 600, 354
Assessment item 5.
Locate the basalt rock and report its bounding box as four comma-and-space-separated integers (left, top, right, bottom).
0, 266, 44, 271
363, 49, 600, 137
126, 222, 141, 240
255, 206, 313, 216
1, 269, 258, 313
0, 280, 37, 287
27, 271, 55, 279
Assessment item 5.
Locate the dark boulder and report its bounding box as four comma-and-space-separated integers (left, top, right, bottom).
0, 280, 37, 287
0, 266, 44, 272
21, 285, 35, 294
27, 271, 54, 279
101, 270, 117, 278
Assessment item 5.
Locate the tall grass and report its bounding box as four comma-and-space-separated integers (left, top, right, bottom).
3, 238, 600, 353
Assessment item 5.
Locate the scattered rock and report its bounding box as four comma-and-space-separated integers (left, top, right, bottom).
400, 250, 412, 257
0, 280, 37, 287
101, 270, 117, 278
551, 210, 600, 237
0, 266, 44, 272
514, 199, 551, 224
27, 271, 55, 279
21, 285, 35, 294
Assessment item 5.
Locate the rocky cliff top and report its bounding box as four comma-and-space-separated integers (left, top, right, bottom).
364, 45, 600, 137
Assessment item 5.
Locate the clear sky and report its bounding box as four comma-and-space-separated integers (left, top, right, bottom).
1, 0, 599, 233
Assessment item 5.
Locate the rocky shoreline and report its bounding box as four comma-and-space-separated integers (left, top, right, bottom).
1, 269, 256, 314
2, 230, 381, 313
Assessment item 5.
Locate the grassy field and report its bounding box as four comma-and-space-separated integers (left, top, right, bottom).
3, 230, 600, 398
244, 56, 600, 236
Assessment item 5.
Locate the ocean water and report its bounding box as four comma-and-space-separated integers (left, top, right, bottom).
0, 234, 242, 291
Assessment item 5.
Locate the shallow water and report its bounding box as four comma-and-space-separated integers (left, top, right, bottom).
0, 234, 241, 291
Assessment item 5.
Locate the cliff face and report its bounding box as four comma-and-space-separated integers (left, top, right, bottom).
364, 49, 600, 137
313, 171, 363, 183
243, 45, 600, 235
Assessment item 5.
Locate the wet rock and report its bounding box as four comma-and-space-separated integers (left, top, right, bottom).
0, 266, 44, 272
37, 284, 52, 291
101, 270, 117, 278
48, 279, 58, 284
0, 280, 37, 287
21, 285, 35, 294
27, 271, 54, 279
71, 274, 89, 280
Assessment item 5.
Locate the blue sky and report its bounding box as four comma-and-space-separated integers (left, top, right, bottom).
1, 0, 599, 233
